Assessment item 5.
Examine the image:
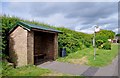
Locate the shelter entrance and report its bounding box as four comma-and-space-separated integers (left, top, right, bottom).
34, 31, 55, 64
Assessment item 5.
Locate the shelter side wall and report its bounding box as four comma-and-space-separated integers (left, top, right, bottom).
46, 33, 54, 60
9, 26, 27, 67
27, 31, 34, 65
34, 32, 42, 55
54, 33, 58, 60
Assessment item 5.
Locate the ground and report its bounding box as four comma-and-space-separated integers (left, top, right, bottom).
38, 43, 118, 76
57, 43, 118, 67
1, 43, 118, 76
1, 61, 71, 76
38, 55, 118, 76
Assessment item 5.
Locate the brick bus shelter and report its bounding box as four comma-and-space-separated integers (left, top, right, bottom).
9, 21, 61, 67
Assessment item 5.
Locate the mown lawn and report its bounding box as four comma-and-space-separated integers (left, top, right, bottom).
1, 61, 72, 77
1, 62, 86, 77
1, 62, 51, 76
57, 43, 118, 67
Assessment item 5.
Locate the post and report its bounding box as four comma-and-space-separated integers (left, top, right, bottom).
93, 26, 100, 60
94, 27, 96, 60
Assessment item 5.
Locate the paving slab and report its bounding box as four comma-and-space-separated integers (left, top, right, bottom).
94, 56, 118, 76
37, 56, 118, 76
81, 67, 99, 76
38, 61, 89, 75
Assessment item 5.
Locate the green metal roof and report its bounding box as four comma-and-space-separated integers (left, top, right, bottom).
9, 21, 62, 34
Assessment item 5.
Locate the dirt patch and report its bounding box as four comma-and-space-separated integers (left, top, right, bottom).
69, 56, 88, 65
42, 71, 70, 76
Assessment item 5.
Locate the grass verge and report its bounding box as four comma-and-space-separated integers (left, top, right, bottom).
1, 62, 51, 76
1, 61, 72, 76
57, 43, 118, 67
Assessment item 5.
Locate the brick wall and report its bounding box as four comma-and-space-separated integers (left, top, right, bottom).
9, 26, 58, 66
27, 31, 34, 65
46, 33, 54, 60
34, 31, 57, 61
54, 33, 58, 60
9, 26, 28, 67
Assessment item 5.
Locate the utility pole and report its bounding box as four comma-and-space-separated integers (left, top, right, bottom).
93, 26, 100, 60
94, 26, 96, 60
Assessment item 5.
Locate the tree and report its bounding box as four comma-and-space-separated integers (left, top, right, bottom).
95, 29, 115, 43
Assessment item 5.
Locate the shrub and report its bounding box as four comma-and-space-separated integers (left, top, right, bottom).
102, 42, 111, 50
2, 15, 115, 56
96, 40, 104, 48
2, 61, 14, 76
0, 53, 9, 60
84, 41, 92, 48
117, 40, 120, 43
65, 47, 71, 54
95, 30, 115, 43
57, 27, 93, 54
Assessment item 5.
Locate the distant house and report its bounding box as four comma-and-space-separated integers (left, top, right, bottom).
116, 35, 120, 43
112, 39, 117, 43
9, 21, 61, 67
112, 35, 120, 43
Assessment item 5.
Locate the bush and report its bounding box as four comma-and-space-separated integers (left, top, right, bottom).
0, 53, 9, 60
84, 41, 92, 48
2, 61, 14, 76
102, 42, 111, 50
95, 30, 115, 43
96, 40, 104, 48
57, 27, 93, 54
2, 15, 115, 56
117, 40, 120, 43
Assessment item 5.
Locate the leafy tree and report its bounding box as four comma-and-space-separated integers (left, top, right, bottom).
95, 29, 115, 43
116, 34, 120, 36
102, 42, 111, 50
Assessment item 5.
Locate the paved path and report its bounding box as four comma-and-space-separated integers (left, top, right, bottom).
38, 61, 89, 75
94, 56, 118, 76
37, 56, 118, 76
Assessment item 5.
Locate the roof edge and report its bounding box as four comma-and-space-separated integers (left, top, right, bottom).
8, 22, 31, 34
17, 21, 32, 30
9, 21, 62, 34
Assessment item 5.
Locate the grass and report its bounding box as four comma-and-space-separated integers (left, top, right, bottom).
1, 61, 72, 76
1, 43, 118, 76
0, 61, 86, 77
2, 62, 51, 76
57, 43, 118, 67
1, 61, 86, 77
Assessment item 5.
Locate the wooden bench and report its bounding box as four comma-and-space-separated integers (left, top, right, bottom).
34, 53, 46, 57
34, 53, 46, 62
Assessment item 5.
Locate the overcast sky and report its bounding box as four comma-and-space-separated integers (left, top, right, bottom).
1, 1, 119, 34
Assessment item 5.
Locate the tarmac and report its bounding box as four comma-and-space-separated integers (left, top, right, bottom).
37, 56, 118, 76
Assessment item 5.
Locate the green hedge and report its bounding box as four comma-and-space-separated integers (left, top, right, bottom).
1, 15, 115, 57
96, 40, 104, 48
1, 15, 93, 56
57, 28, 93, 54
95, 30, 115, 43
102, 42, 111, 50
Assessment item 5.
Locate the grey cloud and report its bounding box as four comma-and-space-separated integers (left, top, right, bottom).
3, 2, 118, 33
29, 2, 98, 17
7, 2, 118, 26
30, 2, 117, 19
70, 4, 117, 24
34, 2, 117, 26
65, 2, 117, 18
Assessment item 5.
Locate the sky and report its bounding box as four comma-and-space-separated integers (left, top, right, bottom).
1, 0, 119, 34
